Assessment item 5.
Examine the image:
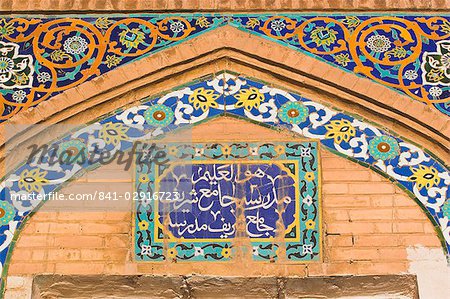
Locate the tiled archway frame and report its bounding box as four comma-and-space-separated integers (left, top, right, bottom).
0, 73, 448, 292
0, 13, 449, 124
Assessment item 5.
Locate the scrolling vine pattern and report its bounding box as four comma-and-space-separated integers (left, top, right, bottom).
0, 14, 449, 120
0, 74, 448, 293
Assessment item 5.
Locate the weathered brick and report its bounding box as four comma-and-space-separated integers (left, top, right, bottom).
103, 249, 129, 261
348, 209, 393, 221
399, 235, 442, 247
353, 235, 399, 247
57, 211, 106, 221
324, 210, 350, 221
16, 236, 52, 248
393, 194, 415, 207
378, 248, 408, 260
322, 170, 371, 182
80, 223, 130, 234
329, 248, 380, 261
370, 196, 394, 207
394, 222, 424, 233
324, 262, 359, 276
8, 263, 47, 275
48, 223, 81, 234
356, 261, 408, 275
80, 249, 104, 261
324, 195, 371, 207
46, 249, 81, 261
54, 236, 104, 248
323, 183, 348, 194
0, 0, 447, 11
326, 235, 354, 247
348, 183, 396, 195
395, 207, 427, 220
105, 212, 132, 221
54, 263, 105, 274
321, 157, 351, 169
105, 235, 129, 248
31, 250, 47, 261
7, 118, 443, 282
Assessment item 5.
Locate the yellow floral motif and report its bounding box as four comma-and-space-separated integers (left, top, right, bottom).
386, 46, 407, 59
138, 174, 150, 184
95, 17, 113, 30
12, 73, 29, 86
221, 247, 232, 258
195, 16, 210, 28
325, 119, 356, 144
245, 18, 260, 29
168, 146, 178, 156
188, 87, 220, 112
221, 145, 232, 156
334, 53, 351, 67
310, 26, 338, 47
341, 16, 361, 28
234, 87, 264, 111
50, 50, 70, 62
408, 165, 441, 190
167, 247, 178, 259
440, 20, 450, 34
119, 28, 145, 49
18, 168, 49, 193
99, 122, 129, 146
305, 219, 316, 230
274, 145, 285, 155
138, 220, 149, 230
105, 55, 122, 68
426, 68, 445, 83
304, 172, 315, 181
0, 19, 14, 38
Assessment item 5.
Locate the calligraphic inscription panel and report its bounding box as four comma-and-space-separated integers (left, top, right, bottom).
134, 141, 321, 262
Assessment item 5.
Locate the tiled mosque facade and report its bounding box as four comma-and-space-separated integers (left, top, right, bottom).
0, 1, 448, 298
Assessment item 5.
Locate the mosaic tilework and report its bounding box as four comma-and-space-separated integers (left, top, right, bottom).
0, 73, 448, 293
0, 14, 449, 121
134, 141, 321, 262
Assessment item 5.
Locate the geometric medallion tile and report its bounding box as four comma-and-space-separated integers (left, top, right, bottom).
0, 14, 449, 122
134, 141, 321, 262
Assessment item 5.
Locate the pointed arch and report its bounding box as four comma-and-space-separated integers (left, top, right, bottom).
0, 72, 448, 294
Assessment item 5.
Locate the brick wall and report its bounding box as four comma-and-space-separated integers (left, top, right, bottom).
0, 0, 447, 11
6, 117, 442, 289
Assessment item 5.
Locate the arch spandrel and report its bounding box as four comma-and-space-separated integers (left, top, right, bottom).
0, 14, 449, 125
0, 26, 448, 163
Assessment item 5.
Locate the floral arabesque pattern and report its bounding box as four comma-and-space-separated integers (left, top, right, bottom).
421, 40, 450, 86
0, 15, 218, 121
0, 14, 449, 121
237, 15, 450, 115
